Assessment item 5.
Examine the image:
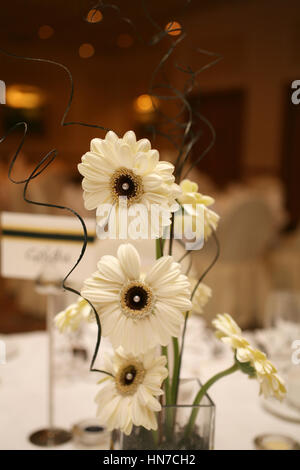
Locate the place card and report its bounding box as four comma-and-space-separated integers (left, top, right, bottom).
1, 211, 96, 284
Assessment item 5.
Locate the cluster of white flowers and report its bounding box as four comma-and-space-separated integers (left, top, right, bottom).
55, 297, 92, 333
177, 180, 219, 241
80, 242, 192, 433
189, 278, 212, 315
55, 130, 285, 437
212, 314, 286, 401
56, 131, 213, 434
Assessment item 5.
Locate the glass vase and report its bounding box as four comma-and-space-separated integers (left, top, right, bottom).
113, 378, 215, 450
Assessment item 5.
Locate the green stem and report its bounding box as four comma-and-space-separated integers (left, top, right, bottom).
184, 363, 239, 440
176, 230, 220, 405
174, 311, 189, 403
171, 337, 180, 404
151, 429, 159, 447
156, 239, 173, 439
161, 346, 171, 403
156, 239, 174, 440
156, 238, 163, 259
156, 240, 171, 401
165, 216, 180, 408
161, 344, 173, 440
156, 239, 171, 403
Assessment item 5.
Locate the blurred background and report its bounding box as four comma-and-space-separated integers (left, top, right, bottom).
0, 0, 300, 332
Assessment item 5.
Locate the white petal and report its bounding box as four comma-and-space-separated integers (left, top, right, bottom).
138, 386, 161, 411
110, 314, 128, 349
155, 309, 181, 338
143, 191, 171, 206
105, 130, 119, 143
145, 256, 173, 287
149, 314, 171, 346
163, 295, 192, 311
155, 300, 184, 325
78, 158, 111, 180
101, 310, 122, 336
81, 282, 119, 304
123, 130, 137, 148
136, 138, 151, 152
143, 173, 163, 192
117, 244, 141, 280
119, 144, 134, 168
90, 138, 104, 155
96, 256, 125, 284
83, 191, 109, 210
131, 394, 144, 426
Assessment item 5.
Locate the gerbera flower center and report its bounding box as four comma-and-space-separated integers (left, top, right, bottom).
120, 281, 154, 319
110, 167, 144, 206
115, 361, 145, 396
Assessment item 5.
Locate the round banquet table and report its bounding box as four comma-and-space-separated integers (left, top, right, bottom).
0, 319, 299, 450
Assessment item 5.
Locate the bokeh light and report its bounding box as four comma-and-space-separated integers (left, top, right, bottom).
116, 33, 134, 49
79, 43, 95, 59
165, 21, 182, 36
38, 25, 54, 40
86, 8, 103, 23
134, 94, 159, 114
6, 85, 45, 109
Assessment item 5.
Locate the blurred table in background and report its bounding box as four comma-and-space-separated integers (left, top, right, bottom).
1, 321, 299, 450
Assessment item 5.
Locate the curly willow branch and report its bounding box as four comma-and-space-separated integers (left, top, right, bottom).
174, 229, 220, 402
1, 0, 221, 379
0, 46, 111, 376
141, 0, 222, 179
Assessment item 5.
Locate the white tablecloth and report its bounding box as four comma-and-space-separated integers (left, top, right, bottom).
0, 322, 299, 450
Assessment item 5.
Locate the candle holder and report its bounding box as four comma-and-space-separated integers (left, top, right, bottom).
29, 268, 72, 446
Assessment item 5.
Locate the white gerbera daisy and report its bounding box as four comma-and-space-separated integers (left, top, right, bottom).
78, 130, 181, 236
212, 313, 287, 401
177, 179, 219, 240
54, 297, 92, 333
95, 348, 168, 435
237, 345, 287, 401
81, 243, 192, 354
258, 371, 286, 401
212, 313, 242, 340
